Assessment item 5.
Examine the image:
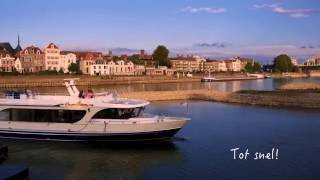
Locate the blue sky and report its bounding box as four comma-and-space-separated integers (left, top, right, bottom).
1, 0, 320, 62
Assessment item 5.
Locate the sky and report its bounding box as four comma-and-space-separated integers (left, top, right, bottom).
1, 0, 320, 63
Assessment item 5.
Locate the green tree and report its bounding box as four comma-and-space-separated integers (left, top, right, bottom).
152, 45, 171, 67
253, 62, 261, 72
58, 68, 64, 74
244, 62, 261, 73
245, 63, 253, 73
273, 54, 293, 72
68, 63, 81, 74
129, 54, 144, 64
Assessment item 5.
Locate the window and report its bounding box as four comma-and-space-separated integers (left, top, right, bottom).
92, 108, 144, 119
0, 109, 86, 123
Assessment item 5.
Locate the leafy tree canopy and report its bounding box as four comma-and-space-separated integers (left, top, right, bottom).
152, 45, 171, 67
273, 54, 293, 72
244, 62, 261, 73
68, 63, 81, 74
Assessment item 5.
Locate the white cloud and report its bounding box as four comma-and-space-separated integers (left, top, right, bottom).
180, 6, 226, 14
253, 4, 320, 18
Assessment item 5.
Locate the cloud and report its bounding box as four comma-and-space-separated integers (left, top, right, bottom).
194, 42, 231, 48
301, 45, 316, 49
180, 6, 226, 14
253, 4, 320, 18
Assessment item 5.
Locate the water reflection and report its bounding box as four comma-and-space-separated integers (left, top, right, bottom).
2, 140, 183, 180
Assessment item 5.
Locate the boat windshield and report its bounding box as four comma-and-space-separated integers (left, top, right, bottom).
92, 107, 145, 119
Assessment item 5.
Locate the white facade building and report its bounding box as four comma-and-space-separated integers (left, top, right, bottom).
0, 54, 15, 72
291, 57, 298, 66
225, 59, 241, 72
60, 52, 77, 73
44, 43, 76, 73
14, 58, 23, 73
218, 61, 227, 72
44, 43, 61, 71
303, 55, 320, 66
89, 60, 135, 76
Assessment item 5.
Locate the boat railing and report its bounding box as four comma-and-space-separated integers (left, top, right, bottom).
90, 115, 188, 125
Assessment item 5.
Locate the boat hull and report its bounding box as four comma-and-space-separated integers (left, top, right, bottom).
0, 128, 181, 142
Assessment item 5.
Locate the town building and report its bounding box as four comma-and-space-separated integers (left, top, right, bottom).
0, 36, 23, 72
14, 58, 23, 73
134, 65, 146, 75
79, 53, 101, 74
171, 55, 206, 72
44, 43, 77, 73
233, 57, 254, 70
60, 51, 77, 73
204, 60, 227, 72
289, 57, 298, 66
44, 43, 61, 71
145, 66, 175, 76
225, 58, 241, 72
303, 56, 320, 66
134, 49, 156, 67
0, 49, 15, 72
0, 35, 22, 58
20, 46, 45, 73
88, 60, 134, 76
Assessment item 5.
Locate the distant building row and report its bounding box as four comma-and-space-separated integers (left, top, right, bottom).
0, 40, 76, 73
302, 55, 320, 67
171, 55, 252, 72
78, 52, 174, 76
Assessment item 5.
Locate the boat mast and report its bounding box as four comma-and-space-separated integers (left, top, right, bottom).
64, 78, 80, 97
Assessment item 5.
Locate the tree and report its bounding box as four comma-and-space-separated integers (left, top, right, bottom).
68, 63, 81, 74
58, 68, 64, 74
273, 54, 293, 72
152, 45, 171, 67
244, 62, 261, 73
129, 54, 144, 64
253, 62, 261, 72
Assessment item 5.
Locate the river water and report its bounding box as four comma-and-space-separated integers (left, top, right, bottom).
2, 101, 320, 179
1, 78, 320, 179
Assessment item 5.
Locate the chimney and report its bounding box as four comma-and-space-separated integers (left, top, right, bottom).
140, 49, 145, 58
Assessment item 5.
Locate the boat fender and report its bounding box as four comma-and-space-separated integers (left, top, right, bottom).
88, 108, 90, 112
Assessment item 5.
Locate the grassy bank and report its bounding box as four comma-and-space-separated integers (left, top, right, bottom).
121, 89, 320, 109
279, 82, 320, 90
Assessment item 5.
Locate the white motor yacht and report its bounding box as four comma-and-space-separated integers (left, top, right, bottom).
0, 79, 189, 142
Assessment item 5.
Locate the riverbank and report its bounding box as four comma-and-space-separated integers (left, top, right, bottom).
0, 75, 200, 88
121, 89, 320, 109
0, 73, 318, 88
0, 73, 261, 88
279, 82, 320, 90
